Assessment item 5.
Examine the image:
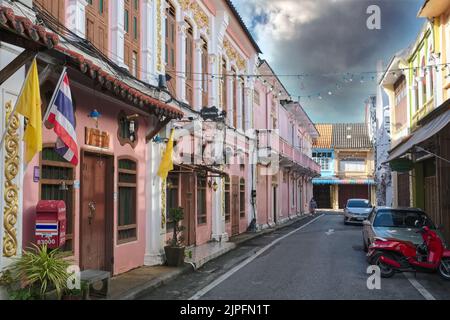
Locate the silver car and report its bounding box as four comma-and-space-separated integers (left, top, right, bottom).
343, 199, 373, 225
362, 207, 445, 252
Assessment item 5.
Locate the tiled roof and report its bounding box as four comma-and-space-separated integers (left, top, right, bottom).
332, 123, 372, 149
0, 5, 59, 49
313, 124, 333, 149
55, 45, 184, 119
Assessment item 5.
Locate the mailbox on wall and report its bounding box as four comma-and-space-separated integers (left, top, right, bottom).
35, 200, 66, 249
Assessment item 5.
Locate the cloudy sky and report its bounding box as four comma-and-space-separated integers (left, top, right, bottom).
233, 0, 424, 123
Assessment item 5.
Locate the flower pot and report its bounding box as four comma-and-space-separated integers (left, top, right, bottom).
164, 246, 185, 267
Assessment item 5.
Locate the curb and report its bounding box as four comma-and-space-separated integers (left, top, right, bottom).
110, 264, 193, 300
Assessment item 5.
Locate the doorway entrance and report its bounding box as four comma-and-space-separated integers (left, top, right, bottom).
180, 173, 196, 246
231, 176, 240, 236
80, 152, 114, 272
273, 186, 278, 224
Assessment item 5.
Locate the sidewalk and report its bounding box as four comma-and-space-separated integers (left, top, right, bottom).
108, 214, 312, 300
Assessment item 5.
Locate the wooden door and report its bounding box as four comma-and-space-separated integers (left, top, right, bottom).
425, 176, 437, 221
181, 173, 196, 246
231, 176, 240, 236
81, 153, 113, 271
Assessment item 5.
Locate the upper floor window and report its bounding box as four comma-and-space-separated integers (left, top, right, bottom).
124, 0, 140, 78
313, 152, 332, 171
232, 67, 238, 127
340, 159, 365, 172
241, 77, 245, 130
421, 57, 427, 105
86, 0, 108, 54
201, 38, 209, 108
165, 1, 177, 96
34, 0, 65, 24
254, 90, 260, 106
221, 58, 228, 114
185, 21, 194, 106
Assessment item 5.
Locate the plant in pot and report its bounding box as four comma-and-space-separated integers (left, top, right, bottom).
164, 207, 186, 267
1, 244, 70, 300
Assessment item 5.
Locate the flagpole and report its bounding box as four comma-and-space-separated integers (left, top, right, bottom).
42, 66, 67, 123
0, 55, 37, 149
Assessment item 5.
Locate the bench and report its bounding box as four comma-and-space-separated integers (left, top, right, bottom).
80, 270, 111, 299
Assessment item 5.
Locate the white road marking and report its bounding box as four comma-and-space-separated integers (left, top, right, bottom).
404, 273, 436, 300
325, 229, 335, 236
188, 214, 325, 300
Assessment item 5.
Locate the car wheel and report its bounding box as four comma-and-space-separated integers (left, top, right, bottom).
438, 258, 450, 281
371, 251, 395, 278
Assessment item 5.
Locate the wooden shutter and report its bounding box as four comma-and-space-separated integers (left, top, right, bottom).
86, 0, 109, 54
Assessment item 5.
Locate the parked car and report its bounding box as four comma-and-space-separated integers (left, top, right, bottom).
362, 207, 445, 253
343, 199, 373, 225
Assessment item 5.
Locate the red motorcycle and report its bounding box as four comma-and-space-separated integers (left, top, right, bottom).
368, 222, 450, 280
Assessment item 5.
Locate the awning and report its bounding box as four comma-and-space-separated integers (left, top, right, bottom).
313, 178, 375, 185
386, 109, 450, 162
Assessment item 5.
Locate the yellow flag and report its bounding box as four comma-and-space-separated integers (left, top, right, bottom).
157, 129, 175, 180
15, 58, 42, 164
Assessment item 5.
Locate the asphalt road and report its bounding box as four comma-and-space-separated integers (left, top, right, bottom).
139, 213, 450, 300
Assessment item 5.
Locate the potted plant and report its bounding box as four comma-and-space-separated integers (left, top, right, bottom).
1, 244, 70, 300
62, 281, 89, 300
164, 207, 186, 267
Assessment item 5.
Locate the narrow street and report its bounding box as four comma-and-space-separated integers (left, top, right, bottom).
140, 213, 450, 300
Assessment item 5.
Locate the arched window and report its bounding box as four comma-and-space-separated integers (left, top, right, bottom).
118, 158, 137, 243
240, 178, 246, 218
232, 67, 237, 128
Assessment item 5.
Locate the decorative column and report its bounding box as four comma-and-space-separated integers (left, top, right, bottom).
193, 38, 204, 110
177, 21, 189, 103
236, 80, 243, 131
226, 60, 234, 127
66, 0, 88, 38
209, 54, 219, 107
144, 142, 165, 266
110, 0, 127, 68
141, 0, 156, 85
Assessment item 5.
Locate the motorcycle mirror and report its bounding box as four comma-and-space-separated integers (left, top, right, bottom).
414, 220, 421, 228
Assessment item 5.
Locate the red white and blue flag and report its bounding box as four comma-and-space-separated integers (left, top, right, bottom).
45, 71, 79, 165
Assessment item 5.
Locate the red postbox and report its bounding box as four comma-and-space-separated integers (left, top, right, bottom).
35, 200, 66, 249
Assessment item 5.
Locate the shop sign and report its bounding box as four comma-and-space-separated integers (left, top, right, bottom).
85, 127, 110, 149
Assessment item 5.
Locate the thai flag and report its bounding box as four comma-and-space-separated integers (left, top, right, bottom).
45, 71, 79, 165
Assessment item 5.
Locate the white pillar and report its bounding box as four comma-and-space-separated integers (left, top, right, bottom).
212, 176, 228, 242
177, 21, 188, 103
193, 38, 203, 110
144, 142, 165, 266
66, 0, 88, 38
236, 80, 243, 131
110, 0, 127, 68
209, 54, 219, 108
141, 0, 156, 85
226, 61, 234, 127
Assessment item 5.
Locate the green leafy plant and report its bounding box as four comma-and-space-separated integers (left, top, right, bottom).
4, 244, 70, 300
167, 207, 185, 247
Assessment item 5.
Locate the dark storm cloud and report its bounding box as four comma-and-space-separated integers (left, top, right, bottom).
233, 0, 424, 122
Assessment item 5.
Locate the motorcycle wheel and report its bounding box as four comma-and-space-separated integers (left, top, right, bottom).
371, 252, 395, 278
438, 258, 450, 281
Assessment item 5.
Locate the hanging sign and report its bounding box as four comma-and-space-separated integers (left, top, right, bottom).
85, 127, 110, 149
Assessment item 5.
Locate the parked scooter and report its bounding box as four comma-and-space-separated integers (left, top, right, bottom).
367, 218, 450, 280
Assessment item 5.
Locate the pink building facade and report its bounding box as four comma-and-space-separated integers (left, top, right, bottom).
0, 0, 320, 277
